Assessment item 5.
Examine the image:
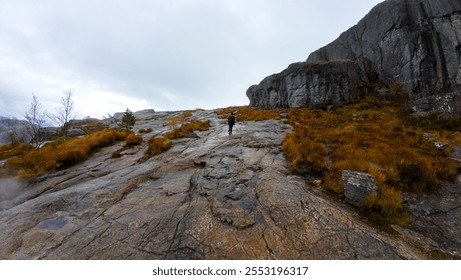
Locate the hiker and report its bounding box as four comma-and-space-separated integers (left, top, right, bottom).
227, 112, 235, 135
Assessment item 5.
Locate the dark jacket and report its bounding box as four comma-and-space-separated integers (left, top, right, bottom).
227, 114, 235, 125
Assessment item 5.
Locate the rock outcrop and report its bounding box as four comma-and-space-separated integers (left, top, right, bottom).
247, 60, 370, 108
0, 109, 460, 259
247, 0, 461, 112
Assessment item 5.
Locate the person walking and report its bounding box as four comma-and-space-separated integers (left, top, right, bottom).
227, 112, 235, 135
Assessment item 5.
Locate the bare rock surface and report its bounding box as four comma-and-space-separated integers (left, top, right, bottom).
0, 109, 459, 259
248, 0, 461, 113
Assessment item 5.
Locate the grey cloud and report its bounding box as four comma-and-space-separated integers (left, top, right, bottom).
0, 0, 383, 118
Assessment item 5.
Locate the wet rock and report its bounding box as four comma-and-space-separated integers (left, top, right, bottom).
0, 109, 458, 259
402, 181, 461, 257
342, 170, 378, 207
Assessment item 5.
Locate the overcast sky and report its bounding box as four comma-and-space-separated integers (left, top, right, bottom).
0, 0, 383, 119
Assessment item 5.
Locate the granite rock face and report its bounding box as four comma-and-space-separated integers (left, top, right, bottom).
248, 0, 461, 113
247, 60, 370, 108
0, 109, 459, 259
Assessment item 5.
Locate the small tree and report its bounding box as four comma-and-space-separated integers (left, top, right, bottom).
51, 89, 76, 136
121, 108, 136, 131
24, 93, 47, 148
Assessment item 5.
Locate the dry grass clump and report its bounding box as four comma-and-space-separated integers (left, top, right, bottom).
167, 111, 194, 126
143, 136, 172, 159
216, 106, 281, 121
164, 120, 210, 140
6, 129, 130, 177
284, 96, 460, 225
282, 132, 328, 176
143, 118, 209, 159
361, 186, 410, 226
125, 134, 143, 147
0, 143, 33, 160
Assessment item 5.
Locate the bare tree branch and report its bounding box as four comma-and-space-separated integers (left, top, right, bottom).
24, 93, 47, 148
51, 89, 76, 136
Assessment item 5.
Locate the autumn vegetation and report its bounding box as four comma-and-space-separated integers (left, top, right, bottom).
2, 89, 460, 226
143, 115, 210, 159
216, 106, 281, 121
163, 120, 210, 140
5, 129, 131, 177
282, 86, 461, 225
143, 136, 173, 159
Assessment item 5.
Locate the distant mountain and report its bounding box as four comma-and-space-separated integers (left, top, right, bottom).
0, 118, 29, 144
247, 0, 461, 113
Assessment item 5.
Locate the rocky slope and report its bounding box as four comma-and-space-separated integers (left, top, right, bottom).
247, 0, 461, 113
0, 109, 460, 259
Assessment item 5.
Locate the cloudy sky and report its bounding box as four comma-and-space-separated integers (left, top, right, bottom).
0, 0, 383, 119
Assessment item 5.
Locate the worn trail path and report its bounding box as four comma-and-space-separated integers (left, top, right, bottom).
0, 110, 458, 259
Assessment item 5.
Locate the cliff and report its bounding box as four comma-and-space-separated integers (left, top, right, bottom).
247, 0, 461, 112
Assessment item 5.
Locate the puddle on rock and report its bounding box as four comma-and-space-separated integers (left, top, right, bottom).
38, 216, 68, 230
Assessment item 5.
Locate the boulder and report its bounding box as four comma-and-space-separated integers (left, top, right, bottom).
41, 127, 59, 141
66, 128, 86, 137
342, 170, 378, 207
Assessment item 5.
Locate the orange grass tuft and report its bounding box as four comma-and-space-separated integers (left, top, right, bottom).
167, 111, 194, 126
125, 134, 143, 147
164, 120, 210, 140
143, 136, 172, 159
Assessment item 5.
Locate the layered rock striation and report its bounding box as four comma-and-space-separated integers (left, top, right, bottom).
247, 0, 461, 112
